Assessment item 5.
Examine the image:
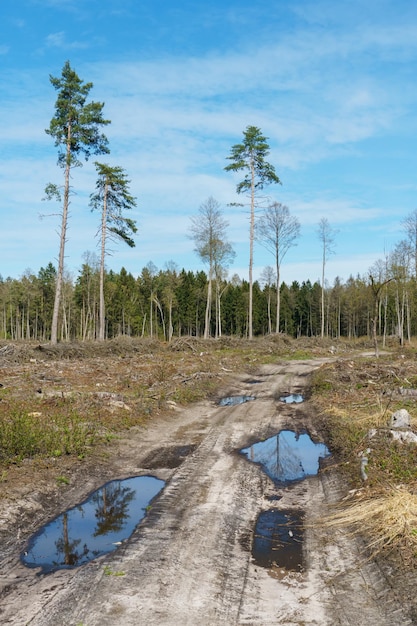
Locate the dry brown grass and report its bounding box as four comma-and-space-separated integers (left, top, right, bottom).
311, 346, 417, 564
321, 484, 417, 562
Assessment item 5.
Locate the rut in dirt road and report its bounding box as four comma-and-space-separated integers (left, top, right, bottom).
0, 359, 413, 625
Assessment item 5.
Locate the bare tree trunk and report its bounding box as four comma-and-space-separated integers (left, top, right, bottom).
395, 286, 404, 346
382, 293, 387, 347
154, 297, 166, 340
99, 182, 107, 341
337, 298, 342, 339
372, 304, 379, 358
276, 263, 280, 333
267, 288, 272, 334
80, 302, 86, 341
215, 285, 219, 339
204, 271, 212, 339
168, 300, 173, 343
248, 160, 255, 339
62, 305, 69, 341
218, 289, 222, 338
321, 256, 325, 338
51, 130, 71, 344
406, 289, 411, 343
149, 293, 153, 338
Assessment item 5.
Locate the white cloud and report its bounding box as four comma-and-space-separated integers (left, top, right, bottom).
44, 31, 90, 50
45, 31, 66, 47
289, 198, 380, 226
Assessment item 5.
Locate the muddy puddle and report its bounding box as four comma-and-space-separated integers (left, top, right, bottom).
21, 475, 165, 574
219, 395, 255, 406
252, 509, 303, 572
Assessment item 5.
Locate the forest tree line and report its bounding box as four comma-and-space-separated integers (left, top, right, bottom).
1, 251, 416, 343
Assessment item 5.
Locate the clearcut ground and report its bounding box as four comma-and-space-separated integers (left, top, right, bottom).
0, 343, 416, 625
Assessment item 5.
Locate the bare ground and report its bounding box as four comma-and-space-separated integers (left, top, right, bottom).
0, 348, 416, 625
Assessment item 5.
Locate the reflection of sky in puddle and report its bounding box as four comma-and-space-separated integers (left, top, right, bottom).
241, 430, 330, 484
219, 395, 255, 406
22, 475, 165, 574
280, 394, 304, 403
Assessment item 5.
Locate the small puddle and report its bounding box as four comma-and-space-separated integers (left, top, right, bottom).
21, 475, 165, 574
267, 494, 283, 502
240, 430, 330, 484
280, 393, 304, 403
252, 509, 303, 572
219, 395, 255, 406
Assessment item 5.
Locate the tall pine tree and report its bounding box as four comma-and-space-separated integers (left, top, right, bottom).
225, 126, 280, 338
45, 61, 110, 343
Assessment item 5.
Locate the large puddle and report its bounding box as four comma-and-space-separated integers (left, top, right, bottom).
21, 475, 165, 574
252, 509, 303, 572
240, 430, 330, 484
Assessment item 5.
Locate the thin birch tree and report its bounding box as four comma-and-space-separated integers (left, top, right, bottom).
256, 202, 300, 333
317, 218, 337, 338
189, 197, 235, 339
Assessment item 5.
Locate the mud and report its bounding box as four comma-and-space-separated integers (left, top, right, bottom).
0, 357, 416, 625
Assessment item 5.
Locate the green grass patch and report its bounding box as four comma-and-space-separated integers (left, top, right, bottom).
367, 436, 417, 485
287, 349, 314, 360
56, 475, 70, 486
0, 409, 99, 466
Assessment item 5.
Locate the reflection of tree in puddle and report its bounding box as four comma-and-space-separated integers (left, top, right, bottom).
93, 483, 135, 536
22, 475, 165, 573
54, 511, 90, 567
52, 484, 136, 567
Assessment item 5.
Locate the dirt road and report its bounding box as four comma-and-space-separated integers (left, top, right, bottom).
0, 358, 414, 625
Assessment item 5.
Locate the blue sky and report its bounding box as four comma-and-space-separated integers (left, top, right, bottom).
2, 0, 417, 287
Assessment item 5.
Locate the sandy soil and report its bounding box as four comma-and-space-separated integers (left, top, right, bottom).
0, 356, 415, 625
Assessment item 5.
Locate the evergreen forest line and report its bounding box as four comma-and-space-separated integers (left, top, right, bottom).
0, 259, 414, 343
